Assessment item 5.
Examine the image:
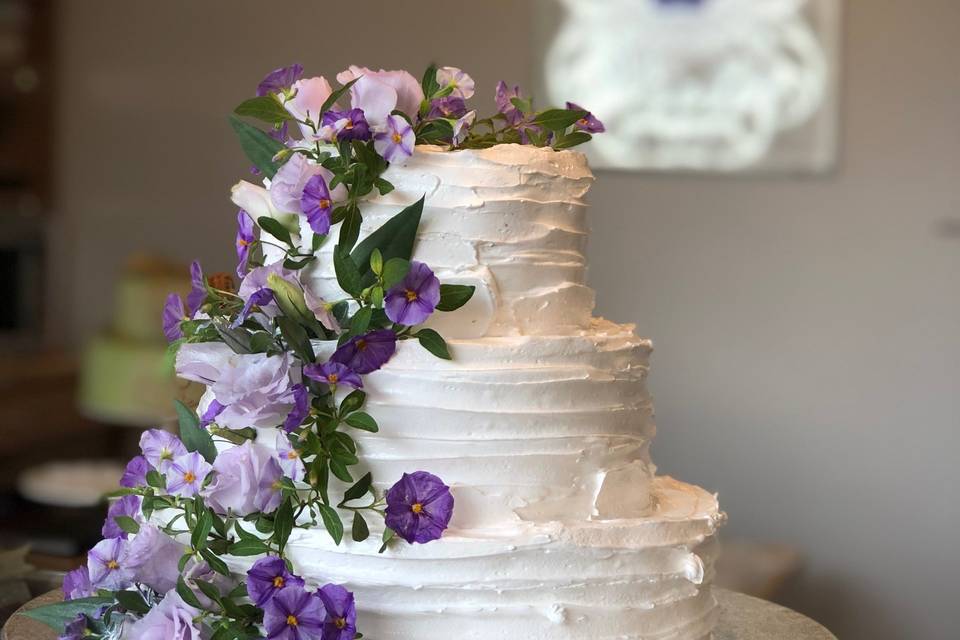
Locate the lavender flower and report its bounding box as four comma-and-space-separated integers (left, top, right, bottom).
321, 108, 371, 142
495, 81, 524, 125
384, 261, 441, 325
236, 209, 256, 277
285, 76, 334, 137
270, 153, 325, 215
232, 286, 274, 328
199, 399, 225, 428
337, 65, 424, 123
303, 361, 362, 390
385, 471, 454, 544
202, 440, 284, 516
124, 590, 203, 640
139, 429, 187, 473
316, 583, 357, 640
166, 452, 213, 498
58, 613, 88, 640
101, 494, 142, 539
436, 66, 475, 99
187, 260, 206, 317
247, 556, 305, 607
238, 261, 295, 322
124, 524, 186, 593
62, 566, 93, 600
565, 101, 605, 133
211, 352, 296, 430
262, 585, 325, 640
87, 537, 133, 590
282, 384, 310, 433
120, 455, 151, 488
258, 63, 304, 97
453, 110, 477, 147
330, 329, 397, 374
374, 114, 415, 164
300, 174, 334, 235
427, 96, 467, 119
304, 287, 340, 332
162, 294, 187, 342
276, 433, 306, 482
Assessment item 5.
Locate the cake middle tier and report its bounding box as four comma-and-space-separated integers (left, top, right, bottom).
226, 319, 657, 528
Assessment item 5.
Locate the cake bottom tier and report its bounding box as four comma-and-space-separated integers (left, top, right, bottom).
229, 476, 724, 640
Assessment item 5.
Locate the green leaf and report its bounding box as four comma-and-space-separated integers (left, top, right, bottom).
333, 244, 363, 297
234, 95, 294, 124
417, 328, 451, 360
229, 115, 287, 178
344, 411, 378, 432
421, 63, 440, 100
348, 306, 372, 337
200, 548, 230, 576
532, 108, 588, 132
341, 472, 373, 503
381, 258, 411, 289
214, 321, 253, 354
370, 248, 383, 276
417, 119, 454, 143
175, 399, 217, 463
228, 537, 270, 556
340, 389, 366, 415
276, 316, 315, 363
194, 579, 223, 605
249, 331, 277, 354
192, 506, 213, 550
257, 216, 293, 247
113, 515, 140, 535
267, 273, 312, 326
350, 196, 424, 281
320, 77, 359, 115
310, 457, 330, 505
116, 589, 150, 615
177, 575, 204, 608
553, 131, 592, 150
329, 459, 354, 482
375, 178, 395, 195
378, 527, 396, 554
352, 512, 370, 542
339, 205, 363, 253
436, 284, 476, 312
210, 426, 257, 445
317, 504, 344, 544
274, 498, 294, 554
18, 596, 114, 631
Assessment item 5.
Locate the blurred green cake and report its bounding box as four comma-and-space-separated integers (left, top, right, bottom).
78, 255, 202, 426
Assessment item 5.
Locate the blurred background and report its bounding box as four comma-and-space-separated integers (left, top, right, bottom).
0, 1, 957, 638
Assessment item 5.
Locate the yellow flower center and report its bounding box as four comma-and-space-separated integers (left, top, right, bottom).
160, 448, 173, 461
344, 120, 354, 130
238, 238, 250, 247
356, 339, 367, 352
319, 198, 331, 209
335, 617, 347, 630
106, 560, 119, 570
327, 373, 339, 383
287, 614, 299, 627
404, 289, 418, 302
273, 576, 285, 588
579, 118, 589, 126
411, 503, 424, 514
286, 450, 300, 460
183, 471, 196, 484
392, 132, 403, 144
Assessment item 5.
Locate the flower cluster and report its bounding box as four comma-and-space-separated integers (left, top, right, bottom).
28, 62, 600, 640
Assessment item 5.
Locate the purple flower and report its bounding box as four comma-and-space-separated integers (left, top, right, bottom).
384, 261, 441, 325
337, 65, 424, 124
374, 114, 415, 164
101, 494, 142, 539
276, 433, 306, 482
247, 556, 305, 607
87, 537, 133, 590
300, 174, 333, 236
236, 210, 256, 277
199, 399, 225, 428
304, 285, 340, 332
282, 384, 310, 433
124, 524, 186, 593
427, 96, 467, 119
232, 286, 275, 328
316, 583, 357, 640
330, 329, 397, 374
202, 440, 284, 516
62, 566, 93, 601
452, 110, 477, 147
58, 613, 88, 640
187, 261, 206, 317
321, 108, 371, 142
238, 261, 295, 321
125, 590, 203, 640
120, 455, 151, 488
385, 471, 454, 544
270, 153, 325, 215
495, 81, 524, 125
162, 294, 187, 342
263, 585, 325, 640
139, 429, 187, 473
565, 101, 605, 133
166, 452, 213, 498
303, 361, 363, 390
258, 63, 304, 97
436, 67, 475, 99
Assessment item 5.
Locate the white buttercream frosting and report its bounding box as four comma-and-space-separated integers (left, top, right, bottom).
214, 143, 724, 640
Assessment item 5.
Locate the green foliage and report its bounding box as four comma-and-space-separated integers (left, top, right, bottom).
234, 96, 294, 124
416, 328, 452, 360
436, 284, 476, 312
18, 597, 114, 631
176, 399, 217, 463
228, 115, 286, 178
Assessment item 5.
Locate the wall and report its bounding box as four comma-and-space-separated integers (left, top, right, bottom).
52, 2, 959, 638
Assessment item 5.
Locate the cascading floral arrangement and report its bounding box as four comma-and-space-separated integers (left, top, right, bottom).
23, 63, 603, 640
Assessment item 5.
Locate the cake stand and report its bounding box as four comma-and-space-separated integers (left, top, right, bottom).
2, 589, 836, 639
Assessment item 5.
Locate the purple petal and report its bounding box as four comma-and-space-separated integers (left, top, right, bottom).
303, 362, 363, 390
232, 287, 275, 328
101, 494, 142, 539
330, 329, 397, 374
236, 210, 256, 277
162, 294, 186, 342
187, 261, 206, 317
120, 455, 151, 488
301, 174, 333, 235
385, 471, 454, 544
257, 63, 304, 97
282, 384, 310, 432
200, 399, 226, 428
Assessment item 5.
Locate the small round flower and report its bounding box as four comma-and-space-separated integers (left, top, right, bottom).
276, 432, 306, 482
87, 537, 133, 590
436, 66, 475, 99
62, 566, 93, 601
139, 429, 187, 473
247, 556, 305, 608
330, 329, 397, 375
565, 101, 605, 133
119, 455, 151, 488
162, 293, 188, 342
257, 63, 304, 97
384, 261, 441, 326
263, 585, 325, 640
385, 471, 454, 544
495, 81, 524, 125
374, 114, 415, 164
427, 96, 467, 119
303, 361, 363, 390
301, 174, 334, 235
101, 494, 142, 539
316, 583, 357, 640
321, 108, 371, 142
165, 452, 213, 498
282, 384, 310, 433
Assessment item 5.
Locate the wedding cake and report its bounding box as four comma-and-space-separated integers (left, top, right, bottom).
33, 64, 723, 640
